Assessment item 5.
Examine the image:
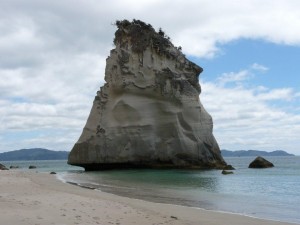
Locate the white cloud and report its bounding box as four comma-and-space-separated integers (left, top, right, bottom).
200, 69, 300, 154
251, 63, 269, 72
1, 0, 300, 60
257, 88, 294, 101
217, 70, 252, 86
216, 64, 269, 87
162, 0, 300, 57
0, 0, 300, 153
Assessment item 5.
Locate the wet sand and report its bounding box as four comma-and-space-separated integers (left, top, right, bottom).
0, 170, 297, 225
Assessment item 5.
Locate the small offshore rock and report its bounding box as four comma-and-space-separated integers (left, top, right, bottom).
222, 170, 234, 175
0, 163, 8, 170
249, 156, 274, 168
223, 164, 235, 170
28, 165, 37, 169
50, 171, 56, 174
10, 165, 19, 169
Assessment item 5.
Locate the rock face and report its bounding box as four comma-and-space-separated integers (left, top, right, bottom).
28, 165, 37, 169
223, 164, 235, 170
9, 165, 19, 169
222, 170, 234, 175
249, 156, 274, 168
0, 163, 8, 170
68, 19, 227, 170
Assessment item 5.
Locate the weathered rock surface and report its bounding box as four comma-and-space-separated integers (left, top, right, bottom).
222, 170, 234, 175
28, 165, 37, 169
223, 164, 235, 170
9, 165, 19, 169
249, 156, 274, 168
0, 163, 8, 170
68, 19, 227, 170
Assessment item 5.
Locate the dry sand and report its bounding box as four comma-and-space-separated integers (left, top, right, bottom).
0, 170, 297, 225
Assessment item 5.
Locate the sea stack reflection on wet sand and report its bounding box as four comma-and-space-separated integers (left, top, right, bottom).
68, 19, 227, 170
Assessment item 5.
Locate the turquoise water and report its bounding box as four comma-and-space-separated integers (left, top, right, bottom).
2, 157, 300, 223
1, 160, 83, 172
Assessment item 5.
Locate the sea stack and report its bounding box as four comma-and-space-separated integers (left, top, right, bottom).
68, 19, 227, 170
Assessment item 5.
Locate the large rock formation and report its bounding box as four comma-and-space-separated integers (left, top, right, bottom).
68, 19, 227, 170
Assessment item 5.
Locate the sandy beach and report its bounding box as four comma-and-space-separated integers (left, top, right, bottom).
0, 170, 297, 225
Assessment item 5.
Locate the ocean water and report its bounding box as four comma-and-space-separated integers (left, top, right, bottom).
2, 157, 300, 223
1, 160, 83, 172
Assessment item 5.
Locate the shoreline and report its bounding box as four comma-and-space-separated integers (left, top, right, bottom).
61, 176, 299, 225
0, 170, 298, 225
58, 170, 299, 224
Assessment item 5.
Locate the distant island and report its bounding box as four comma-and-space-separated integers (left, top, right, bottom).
0, 148, 294, 161
221, 150, 295, 157
0, 148, 69, 161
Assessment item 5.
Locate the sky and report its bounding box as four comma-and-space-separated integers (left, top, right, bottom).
0, 0, 300, 155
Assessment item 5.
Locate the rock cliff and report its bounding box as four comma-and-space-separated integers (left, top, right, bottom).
68, 19, 227, 170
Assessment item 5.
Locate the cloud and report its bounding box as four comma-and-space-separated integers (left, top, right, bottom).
217, 70, 252, 86
0, 0, 300, 153
200, 68, 300, 153
257, 88, 295, 101
216, 64, 268, 87
159, 0, 300, 57
251, 63, 269, 72
1, 0, 300, 60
